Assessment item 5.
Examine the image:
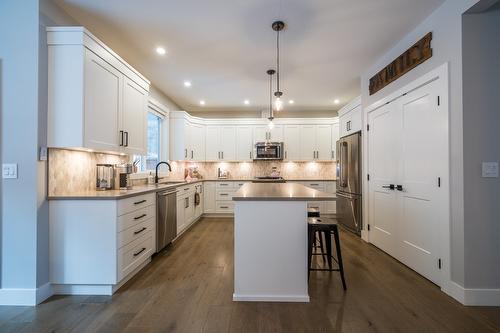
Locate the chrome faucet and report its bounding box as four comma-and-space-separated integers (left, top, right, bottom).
155, 161, 172, 184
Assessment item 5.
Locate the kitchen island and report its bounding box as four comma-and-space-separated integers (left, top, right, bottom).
232, 183, 336, 302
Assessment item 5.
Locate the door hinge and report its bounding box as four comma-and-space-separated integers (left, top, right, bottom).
367, 174, 370, 181
437, 96, 440, 106
367, 124, 370, 131
438, 258, 442, 269
438, 177, 441, 187
367, 224, 371, 231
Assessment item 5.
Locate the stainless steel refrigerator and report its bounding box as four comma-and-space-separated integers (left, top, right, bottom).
336, 132, 362, 235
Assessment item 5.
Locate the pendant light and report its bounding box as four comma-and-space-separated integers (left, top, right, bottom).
267, 69, 276, 130
272, 20, 285, 111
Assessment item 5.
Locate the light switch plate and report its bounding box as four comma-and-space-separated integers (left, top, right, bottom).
2, 163, 18, 179
482, 162, 499, 178
39, 146, 47, 161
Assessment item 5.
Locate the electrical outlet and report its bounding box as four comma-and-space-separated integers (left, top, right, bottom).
482, 162, 499, 178
2, 163, 18, 179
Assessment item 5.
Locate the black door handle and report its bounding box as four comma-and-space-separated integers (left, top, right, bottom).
396, 185, 403, 191
382, 184, 395, 190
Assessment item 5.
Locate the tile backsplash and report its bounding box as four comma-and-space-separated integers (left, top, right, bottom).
48, 148, 336, 195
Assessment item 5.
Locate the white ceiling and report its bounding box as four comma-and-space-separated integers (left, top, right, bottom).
54, 0, 445, 113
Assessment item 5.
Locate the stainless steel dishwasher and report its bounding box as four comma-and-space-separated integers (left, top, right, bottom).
156, 188, 178, 252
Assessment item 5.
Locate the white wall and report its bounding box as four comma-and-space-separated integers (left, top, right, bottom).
462, 3, 500, 288
0, 0, 40, 293
361, 0, 480, 287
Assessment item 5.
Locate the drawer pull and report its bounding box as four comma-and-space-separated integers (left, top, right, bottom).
134, 214, 147, 220
220, 184, 228, 186
220, 193, 229, 196
134, 227, 147, 235
133, 247, 146, 257
184, 188, 190, 191
310, 184, 320, 186
220, 206, 229, 209
134, 199, 147, 205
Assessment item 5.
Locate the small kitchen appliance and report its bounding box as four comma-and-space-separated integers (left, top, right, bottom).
115, 163, 133, 190
96, 164, 114, 190
254, 142, 284, 160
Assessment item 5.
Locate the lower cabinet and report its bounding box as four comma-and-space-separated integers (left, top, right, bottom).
204, 181, 216, 213
176, 183, 204, 235
49, 192, 156, 295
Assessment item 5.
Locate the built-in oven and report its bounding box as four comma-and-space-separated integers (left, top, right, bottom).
254, 142, 283, 160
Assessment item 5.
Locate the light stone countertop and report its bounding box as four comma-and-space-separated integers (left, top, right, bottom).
47, 178, 336, 200
232, 183, 336, 202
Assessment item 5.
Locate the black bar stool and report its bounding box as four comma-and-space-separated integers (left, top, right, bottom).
308, 217, 347, 290
307, 207, 326, 262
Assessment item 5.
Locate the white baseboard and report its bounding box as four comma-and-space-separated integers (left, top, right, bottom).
233, 293, 310, 302
53, 284, 113, 296
443, 281, 500, 306
0, 282, 53, 306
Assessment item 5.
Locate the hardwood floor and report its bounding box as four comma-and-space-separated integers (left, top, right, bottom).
1, 217, 499, 333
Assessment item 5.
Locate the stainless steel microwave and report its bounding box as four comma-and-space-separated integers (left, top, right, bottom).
254, 142, 284, 160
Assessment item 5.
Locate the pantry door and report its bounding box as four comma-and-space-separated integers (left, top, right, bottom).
367, 101, 400, 257
397, 80, 444, 285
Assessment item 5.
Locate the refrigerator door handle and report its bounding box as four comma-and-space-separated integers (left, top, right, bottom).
340, 142, 348, 187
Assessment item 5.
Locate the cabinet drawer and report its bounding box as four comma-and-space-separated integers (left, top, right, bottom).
216, 190, 236, 201
118, 231, 154, 281
301, 182, 325, 190
235, 182, 249, 188
117, 204, 156, 232
117, 193, 155, 216
117, 217, 155, 249
216, 182, 234, 189
179, 184, 195, 194
216, 201, 234, 213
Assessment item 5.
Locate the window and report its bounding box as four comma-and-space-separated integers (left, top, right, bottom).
135, 112, 162, 171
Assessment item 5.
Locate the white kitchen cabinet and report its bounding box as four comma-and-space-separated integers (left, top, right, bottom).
325, 181, 337, 214
253, 125, 283, 142
47, 27, 150, 154
190, 123, 206, 161
283, 125, 300, 161
332, 123, 340, 160
236, 126, 254, 161
204, 126, 237, 161
339, 97, 362, 138
49, 192, 155, 295
176, 195, 186, 234
299, 125, 333, 161
122, 77, 148, 155
170, 118, 205, 161
204, 182, 216, 213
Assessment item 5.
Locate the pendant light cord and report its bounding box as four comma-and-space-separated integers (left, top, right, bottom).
276, 29, 280, 94
269, 71, 274, 119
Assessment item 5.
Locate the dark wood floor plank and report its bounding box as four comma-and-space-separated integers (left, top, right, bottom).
0, 217, 498, 333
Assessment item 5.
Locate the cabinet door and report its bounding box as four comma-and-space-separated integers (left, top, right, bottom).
236, 126, 254, 161
122, 77, 148, 155
316, 125, 332, 160
350, 105, 362, 133
204, 182, 216, 213
253, 126, 268, 143
185, 194, 195, 224
191, 123, 205, 161
339, 111, 351, 138
176, 196, 186, 234
84, 50, 122, 151
331, 123, 340, 160
270, 125, 283, 142
299, 125, 316, 161
220, 126, 236, 160
283, 125, 300, 161
205, 126, 220, 161
325, 181, 337, 214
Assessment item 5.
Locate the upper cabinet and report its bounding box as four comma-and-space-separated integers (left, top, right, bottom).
47, 27, 150, 155
338, 96, 362, 138
169, 114, 205, 161
253, 125, 283, 143
205, 125, 237, 161
236, 126, 254, 161
299, 125, 333, 161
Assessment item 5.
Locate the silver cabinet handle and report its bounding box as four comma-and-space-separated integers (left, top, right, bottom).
249, 151, 252, 159
222, 151, 224, 159
220, 193, 229, 196
331, 150, 334, 159
191, 150, 194, 159
185, 149, 188, 158
119, 130, 124, 146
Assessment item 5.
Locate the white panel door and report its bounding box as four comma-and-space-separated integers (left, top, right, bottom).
220, 126, 236, 160
122, 77, 148, 155
205, 126, 221, 161
316, 125, 333, 160
84, 50, 121, 151
367, 102, 400, 257
331, 123, 340, 160
253, 126, 268, 143
236, 126, 253, 161
283, 125, 300, 160
299, 125, 316, 161
397, 80, 443, 285
191, 123, 205, 161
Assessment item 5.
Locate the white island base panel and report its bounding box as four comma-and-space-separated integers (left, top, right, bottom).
233, 201, 310, 302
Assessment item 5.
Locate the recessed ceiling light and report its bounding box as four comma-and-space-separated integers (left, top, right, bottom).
199, 100, 205, 106
184, 81, 192, 87
288, 100, 295, 104
334, 99, 340, 104
155, 46, 166, 55
244, 100, 250, 105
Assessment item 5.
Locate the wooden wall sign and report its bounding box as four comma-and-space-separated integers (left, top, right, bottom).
369, 32, 433, 95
